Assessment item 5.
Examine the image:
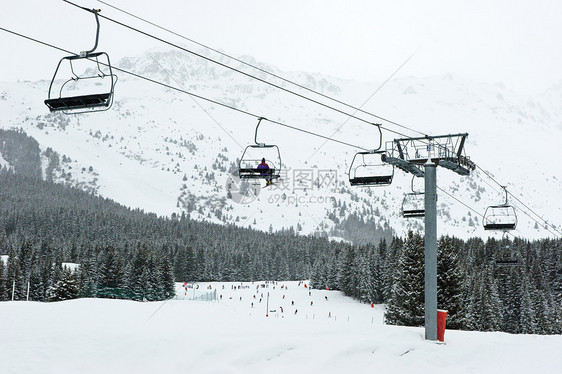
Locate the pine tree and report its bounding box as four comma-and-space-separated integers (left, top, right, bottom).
462, 273, 480, 331
326, 250, 340, 290
125, 246, 149, 300
173, 246, 195, 282
518, 274, 537, 334
437, 236, 465, 329
98, 245, 125, 298
385, 231, 425, 326
277, 259, 291, 281
310, 257, 327, 289
497, 266, 521, 333
159, 254, 176, 299
383, 237, 403, 302
478, 266, 504, 331
338, 245, 357, 296
356, 249, 374, 303
370, 240, 386, 304
45, 259, 62, 300
28, 261, 47, 301
6, 248, 24, 300
18, 240, 35, 287
47, 267, 81, 302
193, 248, 206, 282
78, 246, 99, 298
0, 258, 7, 301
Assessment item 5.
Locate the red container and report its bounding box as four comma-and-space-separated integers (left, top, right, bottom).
437, 309, 448, 342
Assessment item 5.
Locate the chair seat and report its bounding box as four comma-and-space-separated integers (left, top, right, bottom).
496, 260, 519, 266
403, 209, 425, 217
238, 168, 278, 179
45, 93, 111, 111
484, 223, 516, 230
350, 176, 392, 186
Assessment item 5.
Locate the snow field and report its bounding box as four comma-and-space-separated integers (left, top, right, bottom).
1, 281, 561, 374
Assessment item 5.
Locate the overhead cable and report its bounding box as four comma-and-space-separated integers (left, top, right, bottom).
90, 0, 561, 234
1, 22, 558, 237
0, 25, 368, 152
95, 0, 427, 138
63, 0, 415, 139
474, 165, 562, 237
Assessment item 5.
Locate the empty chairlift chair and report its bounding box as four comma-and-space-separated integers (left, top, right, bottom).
348, 124, 393, 187
401, 176, 425, 218
402, 192, 425, 218
495, 249, 519, 266
44, 8, 117, 114
495, 233, 519, 266
483, 186, 517, 231
348, 151, 394, 187
238, 118, 282, 182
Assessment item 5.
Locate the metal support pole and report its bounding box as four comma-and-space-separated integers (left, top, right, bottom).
424, 162, 438, 341
266, 292, 269, 317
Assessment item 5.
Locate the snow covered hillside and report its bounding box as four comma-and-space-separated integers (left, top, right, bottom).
1, 281, 560, 374
0, 48, 560, 241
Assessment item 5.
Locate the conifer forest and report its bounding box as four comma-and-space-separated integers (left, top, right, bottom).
0, 129, 560, 335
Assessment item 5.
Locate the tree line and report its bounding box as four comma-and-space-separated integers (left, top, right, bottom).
310, 231, 561, 335
0, 166, 347, 302
0, 128, 559, 335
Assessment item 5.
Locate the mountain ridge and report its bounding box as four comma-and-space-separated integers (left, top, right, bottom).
1, 47, 560, 242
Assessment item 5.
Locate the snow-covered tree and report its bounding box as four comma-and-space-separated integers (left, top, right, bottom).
0, 258, 7, 301
437, 236, 465, 329
338, 245, 357, 297
464, 266, 503, 331
47, 266, 80, 302
356, 249, 374, 303
383, 237, 403, 302
370, 240, 386, 304
98, 245, 125, 298
385, 231, 425, 326
518, 273, 537, 333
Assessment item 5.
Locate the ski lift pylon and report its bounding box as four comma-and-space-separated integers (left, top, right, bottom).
44, 8, 117, 114
237, 118, 282, 180
483, 186, 517, 231
348, 124, 394, 187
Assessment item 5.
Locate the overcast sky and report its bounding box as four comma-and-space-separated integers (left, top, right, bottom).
2, 0, 561, 94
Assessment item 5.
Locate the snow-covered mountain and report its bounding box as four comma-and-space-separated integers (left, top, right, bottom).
1, 47, 561, 241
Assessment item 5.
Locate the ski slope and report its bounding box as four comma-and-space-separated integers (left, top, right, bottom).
1, 281, 560, 374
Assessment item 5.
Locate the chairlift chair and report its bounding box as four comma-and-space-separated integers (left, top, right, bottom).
495, 258, 519, 266
44, 8, 117, 114
238, 146, 281, 180
348, 124, 393, 187
237, 118, 282, 181
402, 192, 425, 218
495, 233, 519, 266
349, 152, 394, 186
483, 186, 517, 231
402, 176, 424, 218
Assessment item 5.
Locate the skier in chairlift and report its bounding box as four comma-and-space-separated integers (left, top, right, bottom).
257, 158, 272, 186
